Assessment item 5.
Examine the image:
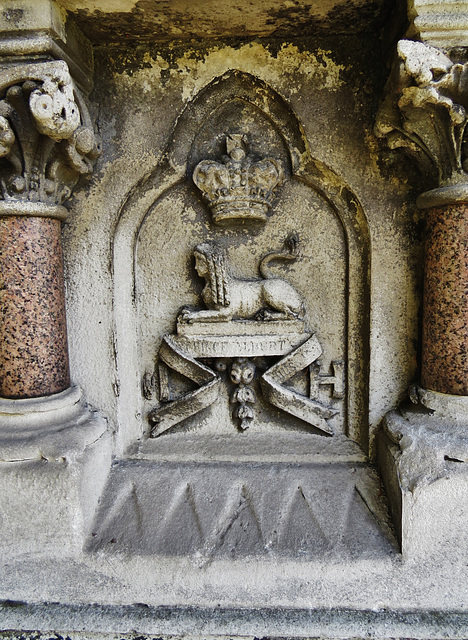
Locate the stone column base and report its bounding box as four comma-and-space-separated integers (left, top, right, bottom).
0, 387, 111, 557
378, 388, 468, 560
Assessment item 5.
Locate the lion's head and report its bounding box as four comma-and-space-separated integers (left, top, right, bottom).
193, 242, 230, 307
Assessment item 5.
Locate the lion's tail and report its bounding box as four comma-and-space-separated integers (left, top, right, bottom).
259, 232, 299, 279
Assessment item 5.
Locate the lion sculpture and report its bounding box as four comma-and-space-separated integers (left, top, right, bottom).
179, 233, 305, 324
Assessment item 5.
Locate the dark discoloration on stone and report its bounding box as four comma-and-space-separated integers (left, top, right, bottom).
91, 33, 384, 97
0, 216, 70, 399
422, 202, 468, 395
70, 0, 390, 45
2, 8, 24, 26
267, 0, 391, 38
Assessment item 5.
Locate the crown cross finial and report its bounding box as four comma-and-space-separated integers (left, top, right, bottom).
193, 134, 284, 225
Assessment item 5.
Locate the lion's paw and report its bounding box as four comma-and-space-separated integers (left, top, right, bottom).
178, 308, 195, 323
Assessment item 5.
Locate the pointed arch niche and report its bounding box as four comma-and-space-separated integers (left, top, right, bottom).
113, 71, 370, 456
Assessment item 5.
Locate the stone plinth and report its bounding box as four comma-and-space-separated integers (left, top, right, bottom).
379, 401, 468, 560
88, 433, 393, 559
0, 387, 111, 556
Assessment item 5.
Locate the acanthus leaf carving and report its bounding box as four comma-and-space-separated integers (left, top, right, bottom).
375, 39, 468, 186
0, 61, 100, 206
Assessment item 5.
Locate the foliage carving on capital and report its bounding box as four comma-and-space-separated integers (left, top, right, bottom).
375, 40, 468, 186
0, 60, 100, 206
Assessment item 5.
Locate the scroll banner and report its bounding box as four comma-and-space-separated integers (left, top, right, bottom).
149, 333, 336, 437
149, 334, 220, 437
260, 334, 336, 435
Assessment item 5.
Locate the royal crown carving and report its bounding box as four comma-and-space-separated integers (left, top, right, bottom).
192, 134, 284, 224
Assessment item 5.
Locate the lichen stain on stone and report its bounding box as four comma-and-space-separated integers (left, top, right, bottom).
2, 8, 24, 25
112, 42, 345, 103
266, 0, 390, 37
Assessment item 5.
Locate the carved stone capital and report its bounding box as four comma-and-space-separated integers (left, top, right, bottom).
376, 40, 468, 187
0, 60, 100, 210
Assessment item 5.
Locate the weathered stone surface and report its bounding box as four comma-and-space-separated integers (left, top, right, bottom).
109, 65, 372, 455
380, 405, 468, 559
4, 606, 468, 640
60, 0, 391, 43
0, 1, 456, 636
66, 31, 421, 466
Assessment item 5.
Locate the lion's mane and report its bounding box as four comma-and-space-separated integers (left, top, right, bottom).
194, 243, 230, 307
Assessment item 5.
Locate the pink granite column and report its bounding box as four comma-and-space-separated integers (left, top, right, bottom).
0, 213, 70, 399
420, 196, 468, 395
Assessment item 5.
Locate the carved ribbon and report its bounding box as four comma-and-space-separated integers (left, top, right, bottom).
149, 335, 220, 437
261, 334, 336, 436
149, 333, 336, 437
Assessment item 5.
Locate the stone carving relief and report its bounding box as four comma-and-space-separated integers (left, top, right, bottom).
0, 61, 100, 206
147, 141, 343, 439
98, 70, 378, 565
179, 234, 303, 323
229, 358, 256, 431
116, 70, 370, 454
375, 40, 468, 185
193, 133, 284, 224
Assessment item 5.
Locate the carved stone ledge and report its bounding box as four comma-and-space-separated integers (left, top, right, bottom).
0, 200, 68, 219
0, 0, 94, 92
408, 0, 468, 50
417, 182, 468, 208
